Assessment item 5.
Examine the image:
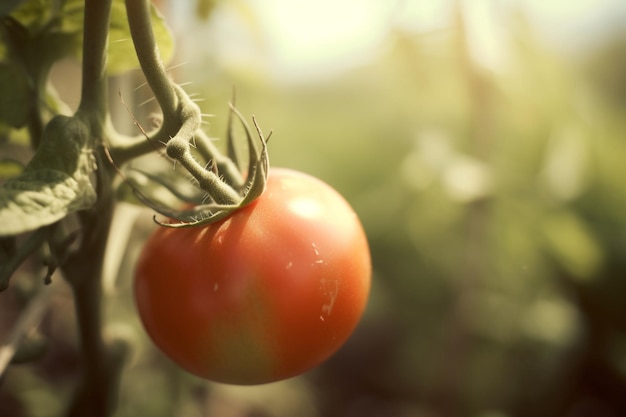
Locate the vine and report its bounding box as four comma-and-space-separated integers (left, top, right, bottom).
0, 0, 269, 415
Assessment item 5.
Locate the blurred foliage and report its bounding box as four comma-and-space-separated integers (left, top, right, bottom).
178, 7, 626, 417
2, 2, 626, 417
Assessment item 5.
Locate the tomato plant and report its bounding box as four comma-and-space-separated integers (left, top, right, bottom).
0, 0, 373, 412
134, 168, 371, 385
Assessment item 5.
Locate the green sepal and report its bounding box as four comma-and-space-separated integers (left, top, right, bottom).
127, 168, 203, 204
148, 138, 268, 228
135, 107, 270, 228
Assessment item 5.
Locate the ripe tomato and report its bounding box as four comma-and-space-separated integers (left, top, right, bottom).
134, 168, 371, 385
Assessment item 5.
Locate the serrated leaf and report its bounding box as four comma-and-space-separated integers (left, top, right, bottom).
0, 115, 96, 236
108, 0, 174, 75
0, 169, 96, 235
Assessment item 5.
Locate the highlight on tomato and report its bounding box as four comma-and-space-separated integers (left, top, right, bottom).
134, 168, 371, 385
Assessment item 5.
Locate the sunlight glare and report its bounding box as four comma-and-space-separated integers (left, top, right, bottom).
246, 0, 393, 81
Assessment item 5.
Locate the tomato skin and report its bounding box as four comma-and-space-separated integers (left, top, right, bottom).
134, 168, 371, 385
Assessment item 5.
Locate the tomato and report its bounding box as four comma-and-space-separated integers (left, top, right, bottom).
134, 168, 371, 385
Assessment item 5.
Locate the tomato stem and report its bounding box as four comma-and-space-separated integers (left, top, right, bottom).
124, 0, 177, 120
113, 0, 270, 226
120, 0, 249, 208
78, 0, 110, 124
194, 129, 245, 189
61, 0, 127, 415
166, 137, 241, 205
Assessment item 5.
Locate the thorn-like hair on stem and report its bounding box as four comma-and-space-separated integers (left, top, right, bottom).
138, 96, 157, 107
134, 81, 149, 91
118, 90, 163, 154
166, 62, 188, 72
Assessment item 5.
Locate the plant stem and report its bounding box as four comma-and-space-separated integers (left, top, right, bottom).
78, 0, 112, 120
63, 164, 119, 416
107, 0, 191, 165
61, 0, 123, 416
125, 0, 178, 120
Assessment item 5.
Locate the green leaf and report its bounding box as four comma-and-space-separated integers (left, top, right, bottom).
8, 0, 51, 33
58, 0, 84, 34
108, 0, 174, 75
39, 0, 84, 59
0, 61, 31, 128
9, 0, 81, 36
4, 0, 82, 70
5, 0, 174, 74
0, 115, 96, 236
0, 0, 24, 19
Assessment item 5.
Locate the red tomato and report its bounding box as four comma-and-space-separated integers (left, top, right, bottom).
134, 168, 371, 385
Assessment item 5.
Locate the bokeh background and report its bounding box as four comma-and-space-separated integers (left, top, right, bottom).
2, 0, 626, 416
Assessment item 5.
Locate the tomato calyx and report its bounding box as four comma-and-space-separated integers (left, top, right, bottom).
133, 96, 271, 228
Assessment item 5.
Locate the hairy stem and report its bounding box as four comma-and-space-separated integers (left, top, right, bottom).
107, 0, 190, 165
125, 0, 177, 119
